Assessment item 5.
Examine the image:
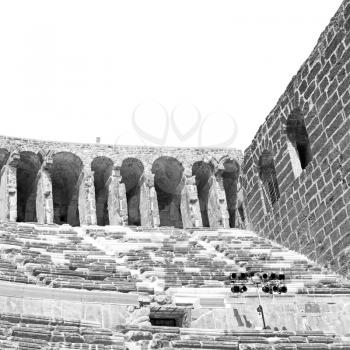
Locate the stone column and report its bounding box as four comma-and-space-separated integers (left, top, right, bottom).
139, 171, 160, 228
207, 170, 230, 229
106, 166, 128, 226
179, 168, 202, 229
0, 152, 19, 222
78, 169, 97, 226
234, 181, 246, 229
36, 159, 54, 225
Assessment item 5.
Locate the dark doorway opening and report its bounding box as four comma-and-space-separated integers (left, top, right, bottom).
192, 161, 212, 227
91, 156, 114, 226
17, 152, 42, 222
152, 157, 184, 228
121, 158, 144, 226
52, 152, 83, 226
221, 158, 240, 228
150, 318, 177, 327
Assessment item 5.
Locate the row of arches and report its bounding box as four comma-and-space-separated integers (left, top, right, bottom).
0, 149, 242, 229
193, 159, 239, 228
0, 150, 84, 225
93, 155, 241, 229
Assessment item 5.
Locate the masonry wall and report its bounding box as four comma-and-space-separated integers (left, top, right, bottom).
242, 0, 350, 276
0, 135, 243, 229
0, 135, 242, 172
0, 280, 140, 329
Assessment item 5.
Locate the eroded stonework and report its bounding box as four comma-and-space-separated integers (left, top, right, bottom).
0, 137, 243, 231
242, 0, 350, 277
0, 1, 348, 348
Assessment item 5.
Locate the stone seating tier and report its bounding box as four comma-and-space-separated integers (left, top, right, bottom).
0, 312, 348, 350
0, 313, 125, 350
0, 223, 349, 295
117, 325, 350, 350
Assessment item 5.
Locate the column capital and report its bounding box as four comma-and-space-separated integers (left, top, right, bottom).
215, 164, 225, 177
41, 150, 54, 171
6, 151, 20, 168
183, 166, 193, 178
82, 163, 93, 174
78, 169, 94, 187
139, 171, 155, 188
176, 168, 196, 194
42, 157, 53, 171
142, 162, 153, 174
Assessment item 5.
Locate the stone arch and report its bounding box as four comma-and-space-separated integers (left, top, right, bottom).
16, 151, 43, 222
286, 108, 313, 175
52, 152, 83, 226
152, 156, 184, 228
258, 150, 280, 209
192, 161, 214, 227
219, 157, 240, 228
15, 145, 44, 156
120, 157, 144, 226
91, 156, 114, 226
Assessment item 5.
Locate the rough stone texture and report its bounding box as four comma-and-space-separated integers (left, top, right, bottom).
78, 170, 98, 226
1, 222, 349, 335
0, 135, 242, 229
107, 167, 128, 226
0, 221, 348, 347
0, 165, 16, 222
0, 135, 242, 174
0, 2, 348, 348
208, 174, 230, 228
0, 286, 135, 329
180, 169, 203, 229
140, 171, 161, 227
242, 0, 350, 277
36, 168, 54, 225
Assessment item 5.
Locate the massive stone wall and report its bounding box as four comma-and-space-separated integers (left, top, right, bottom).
0, 135, 242, 171
0, 135, 244, 230
242, 0, 350, 276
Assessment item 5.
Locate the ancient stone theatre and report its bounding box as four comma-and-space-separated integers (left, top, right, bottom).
0, 1, 349, 349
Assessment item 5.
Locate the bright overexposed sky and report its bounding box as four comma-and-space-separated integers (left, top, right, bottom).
0, 1, 342, 150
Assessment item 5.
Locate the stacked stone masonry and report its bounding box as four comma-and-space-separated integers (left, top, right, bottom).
0, 222, 350, 336
0, 311, 349, 350
0, 0, 349, 348
0, 135, 244, 230
242, 0, 350, 277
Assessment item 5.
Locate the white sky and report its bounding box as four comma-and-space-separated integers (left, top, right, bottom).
0, 1, 342, 151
